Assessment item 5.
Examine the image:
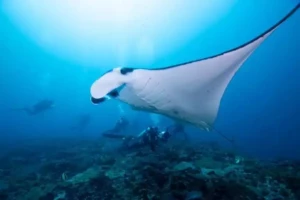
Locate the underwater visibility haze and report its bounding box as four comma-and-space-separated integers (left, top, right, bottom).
0, 0, 300, 199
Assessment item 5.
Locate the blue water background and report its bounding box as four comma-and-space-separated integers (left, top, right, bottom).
0, 0, 299, 159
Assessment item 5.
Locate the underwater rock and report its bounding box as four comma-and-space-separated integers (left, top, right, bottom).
23, 184, 56, 200
194, 157, 225, 169
67, 166, 101, 184
0, 192, 8, 200
137, 158, 168, 172
39, 193, 55, 200
53, 191, 66, 200
200, 164, 242, 179
200, 168, 219, 178
40, 160, 80, 176
0, 180, 8, 191
212, 154, 226, 162
207, 180, 258, 200
98, 155, 116, 166
141, 165, 169, 188
172, 162, 196, 171
1, 137, 300, 199
161, 193, 177, 200
105, 168, 125, 179
56, 175, 118, 200
185, 191, 203, 200
285, 176, 300, 193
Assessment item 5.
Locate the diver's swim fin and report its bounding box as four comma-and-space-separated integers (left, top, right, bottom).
102, 131, 133, 140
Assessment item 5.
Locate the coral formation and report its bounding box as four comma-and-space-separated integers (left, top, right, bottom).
0, 138, 299, 199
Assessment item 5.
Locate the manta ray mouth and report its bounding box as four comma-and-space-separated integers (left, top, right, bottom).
90, 3, 300, 128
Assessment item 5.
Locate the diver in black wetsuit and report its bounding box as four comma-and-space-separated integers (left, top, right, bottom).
141, 126, 160, 151
101, 116, 129, 136
158, 129, 172, 143
167, 123, 188, 141
103, 126, 172, 152
122, 126, 160, 151
113, 116, 129, 133
12, 99, 55, 116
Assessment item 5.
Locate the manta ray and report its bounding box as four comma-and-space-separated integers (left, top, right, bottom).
90, 4, 299, 132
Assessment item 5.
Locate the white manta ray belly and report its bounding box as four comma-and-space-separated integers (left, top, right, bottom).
90, 4, 300, 129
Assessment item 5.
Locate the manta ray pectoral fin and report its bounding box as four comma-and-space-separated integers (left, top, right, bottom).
112, 4, 299, 126
90, 4, 299, 128
90, 67, 134, 104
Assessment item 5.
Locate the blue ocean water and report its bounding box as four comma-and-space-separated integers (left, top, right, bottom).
0, 0, 299, 161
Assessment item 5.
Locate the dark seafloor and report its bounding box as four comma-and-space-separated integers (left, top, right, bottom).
0, 136, 299, 200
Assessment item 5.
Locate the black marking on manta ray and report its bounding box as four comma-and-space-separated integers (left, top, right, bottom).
91, 97, 106, 104
120, 68, 134, 75
107, 89, 119, 98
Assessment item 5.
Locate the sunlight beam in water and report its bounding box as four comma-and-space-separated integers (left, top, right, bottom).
2, 0, 236, 68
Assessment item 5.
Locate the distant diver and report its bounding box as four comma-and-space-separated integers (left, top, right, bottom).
101, 116, 129, 136
167, 123, 188, 141
12, 99, 55, 115
71, 114, 91, 132
158, 128, 172, 143
89, 4, 300, 141
103, 126, 172, 152
137, 126, 160, 151
113, 116, 129, 133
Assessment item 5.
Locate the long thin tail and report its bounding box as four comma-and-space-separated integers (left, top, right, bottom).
211, 126, 235, 145
204, 124, 235, 146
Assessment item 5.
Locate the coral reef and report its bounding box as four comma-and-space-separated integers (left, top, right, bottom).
0, 138, 299, 200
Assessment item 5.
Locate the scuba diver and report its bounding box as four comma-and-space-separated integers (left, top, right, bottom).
158, 129, 172, 143
103, 126, 171, 152
119, 126, 161, 152
167, 123, 188, 141
113, 116, 129, 133
11, 99, 55, 116
101, 116, 129, 136
138, 126, 160, 151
